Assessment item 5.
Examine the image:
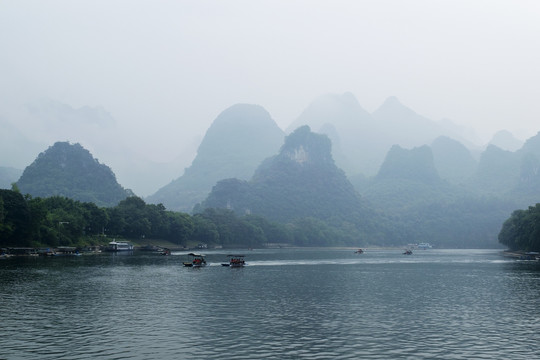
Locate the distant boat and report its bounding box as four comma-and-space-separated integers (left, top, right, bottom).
403, 249, 413, 255
222, 254, 246, 267
355, 249, 364, 254
106, 241, 134, 252
54, 247, 81, 256
183, 253, 206, 267
417, 243, 432, 249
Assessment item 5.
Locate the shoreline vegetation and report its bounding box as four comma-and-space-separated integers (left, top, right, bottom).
498, 204, 540, 254
2, 185, 538, 253
0, 189, 449, 251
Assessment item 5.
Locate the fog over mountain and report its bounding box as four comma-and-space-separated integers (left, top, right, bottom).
8, 99, 540, 248
286, 92, 482, 178
147, 104, 284, 211
2, 92, 538, 200
489, 130, 524, 152
1, 1, 539, 190
0, 100, 196, 196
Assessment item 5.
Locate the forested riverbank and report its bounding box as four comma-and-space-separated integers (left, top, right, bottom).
0, 189, 378, 249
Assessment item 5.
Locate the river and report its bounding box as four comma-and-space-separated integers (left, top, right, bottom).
1, 248, 539, 359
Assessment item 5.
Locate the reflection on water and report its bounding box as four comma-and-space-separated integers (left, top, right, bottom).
1, 249, 539, 359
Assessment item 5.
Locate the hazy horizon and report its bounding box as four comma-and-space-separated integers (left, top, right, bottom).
1, 0, 540, 194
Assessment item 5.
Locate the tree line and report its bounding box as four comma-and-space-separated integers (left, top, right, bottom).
4, 185, 531, 250
0, 189, 365, 249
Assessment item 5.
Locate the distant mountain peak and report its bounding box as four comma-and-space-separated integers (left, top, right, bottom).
210, 103, 273, 127
25, 99, 115, 127
147, 103, 284, 211
16, 141, 131, 206
489, 130, 523, 152
286, 92, 371, 134
315, 92, 363, 107
377, 144, 441, 183
339, 91, 361, 106
374, 96, 417, 118
382, 95, 400, 105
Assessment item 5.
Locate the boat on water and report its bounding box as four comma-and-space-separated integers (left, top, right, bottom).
355, 248, 364, 254
403, 249, 413, 255
222, 254, 246, 267
106, 241, 134, 252
53, 247, 81, 256
183, 253, 207, 267
417, 243, 433, 249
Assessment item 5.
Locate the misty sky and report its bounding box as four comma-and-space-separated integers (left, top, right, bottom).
1, 0, 540, 163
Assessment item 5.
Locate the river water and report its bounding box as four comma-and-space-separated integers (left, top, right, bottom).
1, 248, 539, 359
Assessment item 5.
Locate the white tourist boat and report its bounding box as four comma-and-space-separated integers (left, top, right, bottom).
107, 241, 134, 251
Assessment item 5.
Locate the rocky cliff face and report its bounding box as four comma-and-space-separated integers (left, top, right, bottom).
279, 125, 333, 166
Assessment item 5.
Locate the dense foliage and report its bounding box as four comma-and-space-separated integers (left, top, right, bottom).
0, 190, 375, 249
498, 204, 540, 251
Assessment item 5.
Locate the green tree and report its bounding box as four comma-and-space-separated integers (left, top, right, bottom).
499, 204, 540, 251
166, 212, 194, 245
191, 215, 219, 245
0, 189, 31, 246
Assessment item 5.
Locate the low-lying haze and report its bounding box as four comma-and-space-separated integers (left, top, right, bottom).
1, 0, 539, 195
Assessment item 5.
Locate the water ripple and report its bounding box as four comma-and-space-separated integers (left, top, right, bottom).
1, 250, 539, 359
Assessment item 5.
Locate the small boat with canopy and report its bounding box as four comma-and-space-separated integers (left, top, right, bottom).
183, 253, 207, 267
222, 254, 246, 267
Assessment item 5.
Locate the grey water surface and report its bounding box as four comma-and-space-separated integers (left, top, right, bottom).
1, 248, 539, 359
